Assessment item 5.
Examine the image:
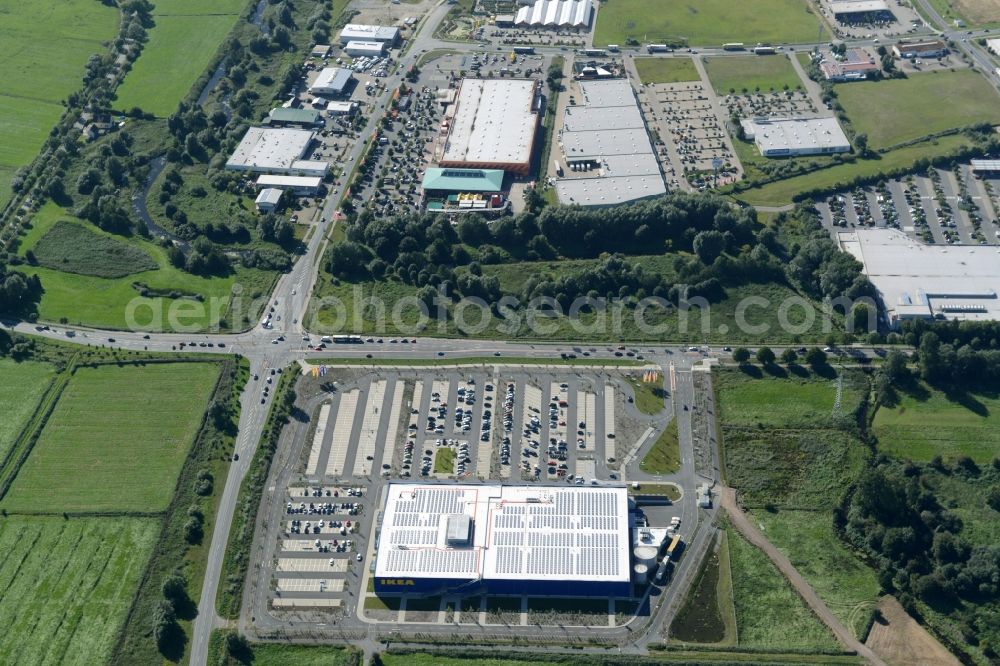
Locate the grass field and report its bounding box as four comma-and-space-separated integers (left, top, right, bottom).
703, 55, 803, 94
634, 57, 701, 84
32, 221, 158, 278
434, 447, 455, 474
640, 420, 681, 474
593, 0, 823, 47
206, 633, 360, 666
113, 0, 248, 116
726, 525, 840, 649
926, 0, 1000, 28
0, 359, 56, 465
0, 0, 118, 206
0, 516, 157, 666
19, 202, 274, 331
873, 380, 1000, 462
752, 510, 880, 638
2, 362, 219, 513
671, 533, 737, 644
626, 375, 667, 414
835, 71, 1000, 149
733, 133, 973, 206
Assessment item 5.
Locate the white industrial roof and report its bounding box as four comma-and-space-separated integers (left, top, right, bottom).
310, 67, 352, 94
578, 78, 637, 107
375, 483, 630, 583
326, 100, 357, 113
838, 229, 1000, 323
555, 176, 666, 206
515, 0, 593, 26
255, 188, 283, 205
345, 40, 386, 52
256, 175, 323, 187
339, 24, 400, 43
561, 128, 656, 159
831, 0, 890, 13
442, 78, 538, 167
226, 127, 314, 171
972, 159, 1000, 171
742, 117, 850, 155
562, 104, 644, 133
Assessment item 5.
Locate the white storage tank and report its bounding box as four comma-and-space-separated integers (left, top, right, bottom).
633, 545, 657, 567
632, 563, 649, 585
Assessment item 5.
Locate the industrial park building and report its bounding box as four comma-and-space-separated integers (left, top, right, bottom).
515, 0, 593, 28
440, 78, 539, 176
740, 117, 851, 157
309, 67, 353, 96
338, 24, 400, 46
892, 40, 948, 59
225, 127, 329, 175
373, 483, 631, 597
344, 40, 386, 57
830, 0, 894, 22
554, 78, 665, 207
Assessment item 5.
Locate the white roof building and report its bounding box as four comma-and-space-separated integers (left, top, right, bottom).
838, 228, 1000, 326
440, 78, 539, 175
831, 0, 891, 14
338, 24, 400, 45
515, 0, 593, 27
740, 117, 851, 157
255, 174, 323, 193
309, 67, 353, 96
255, 188, 283, 211
226, 127, 325, 175
373, 483, 630, 595
344, 40, 386, 57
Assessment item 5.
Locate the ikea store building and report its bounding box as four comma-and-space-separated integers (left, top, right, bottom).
373, 483, 631, 596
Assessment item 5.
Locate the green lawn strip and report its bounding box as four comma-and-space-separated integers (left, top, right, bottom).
732, 133, 973, 207
382, 649, 859, 665
207, 631, 361, 666
0, 359, 56, 465
216, 367, 297, 618
634, 57, 701, 84
626, 374, 667, 415
630, 482, 682, 499
31, 221, 158, 278
872, 380, 1000, 463
0, 516, 157, 666
640, 420, 681, 474
592, 0, 823, 47
835, 71, 1000, 149
434, 447, 455, 474
305, 357, 645, 368
1, 362, 220, 513
751, 509, 879, 638
726, 524, 840, 650
703, 55, 803, 95
364, 596, 403, 611
671, 533, 730, 644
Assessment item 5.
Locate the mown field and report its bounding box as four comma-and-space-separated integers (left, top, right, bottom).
639, 420, 680, 474
19, 203, 275, 331
113, 0, 249, 116
0, 0, 118, 207
926, 0, 1000, 25
593, 0, 823, 47
0, 359, 56, 464
835, 71, 1000, 149
32, 221, 158, 278
634, 57, 700, 84
208, 634, 360, 666
0, 516, 157, 666
873, 380, 1000, 462
703, 55, 803, 94
733, 133, 973, 206
2, 362, 219, 513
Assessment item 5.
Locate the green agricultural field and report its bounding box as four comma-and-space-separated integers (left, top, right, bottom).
113, 0, 249, 116
714, 367, 865, 430
634, 57, 700, 84
836, 71, 1000, 149
0, 516, 157, 666
2, 362, 219, 513
873, 381, 1000, 462
640, 420, 681, 474
734, 133, 974, 207
753, 510, 880, 638
925, 0, 1000, 25
703, 55, 803, 94
0, 359, 56, 464
726, 525, 840, 649
19, 203, 275, 331
32, 221, 158, 278
0, 0, 118, 206
593, 0, 823, 47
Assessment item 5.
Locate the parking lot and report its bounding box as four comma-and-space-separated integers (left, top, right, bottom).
816, 163, 1000, 246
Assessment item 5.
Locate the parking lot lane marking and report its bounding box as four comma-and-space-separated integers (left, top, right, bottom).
352, 380, 388, 477
278, 558, 348, 573
378, 380, 406, 476
306, 403, 332, 475
325, 390, 360, 477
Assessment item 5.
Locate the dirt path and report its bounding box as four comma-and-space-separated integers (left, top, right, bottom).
720, 487, 888, 666
865, 596, 960, 666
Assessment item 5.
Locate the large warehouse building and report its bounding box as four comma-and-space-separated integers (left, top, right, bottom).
741, 116, 851, 157
338, 24, 400, 46
309, 67, 353, 96
515, 0, 593, 28
225, 127, 329, 175
440, 78, 539, 176
373, 483, 631, 596
554, 78, 666, 207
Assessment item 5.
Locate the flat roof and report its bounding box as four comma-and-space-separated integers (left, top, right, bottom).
375, 483, 630, 583
422, 167, 505, 192
310, 67, 353, 93
345, 40, 386, 51
555, 176, 665, 206
831, 0, 890, 13
226, 127, 314, 171
562, 104, 643, 133
268, 107, 321, 124
971, 159, 1000, 171
838, 229, 1000, 323
561, 128, 655, 160
255, 175, 323, 187
339, 24, 400, 42
255, 188, 283, 205
442, 78, 538, 167
741, 117, 850, 154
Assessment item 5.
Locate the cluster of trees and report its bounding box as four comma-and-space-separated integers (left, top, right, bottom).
733, 345, 829, 369
889, 319, 1000, 385
0, 260, 41, 315
153, 572, 193, 655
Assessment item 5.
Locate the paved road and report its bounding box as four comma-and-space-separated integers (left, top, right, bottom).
720, 487, 887, 666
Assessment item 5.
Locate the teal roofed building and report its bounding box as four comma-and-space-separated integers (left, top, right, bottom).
266, 107, 322, 127
421, 168, 505, 194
